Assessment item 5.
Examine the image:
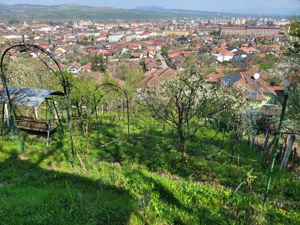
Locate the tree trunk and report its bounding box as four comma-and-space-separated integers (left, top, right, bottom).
250, 130, 257, 149
292, 148, 298, 168
177, 113, 186, 159
280, 135, 296, 170
263, 130, 270, 152
261, 129, 270, 160
179, 132, 186, 159
77, 103, 84, 131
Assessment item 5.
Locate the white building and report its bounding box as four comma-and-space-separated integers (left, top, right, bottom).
212, 53, 234, 62
108, 34, 124, 43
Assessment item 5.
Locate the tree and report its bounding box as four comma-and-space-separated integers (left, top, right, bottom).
91, 54, 106, 73
141, 71, 233, 158
246, 20, 257, 26
213, 87, 246, 148
198, 45, 211, 54
125, 69, 143, 98
274, 18, 300, 131
68, 74, 97, 134
139, 58, 146, 72
8, 18, 20, 25
185, 54, 196, 71
161, 46, 169, 57
115, 63, 143, 81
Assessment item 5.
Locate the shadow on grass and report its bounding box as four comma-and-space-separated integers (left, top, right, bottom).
0, 151, 136, 225
123, 169, 225, 225
96, 125, 178, 170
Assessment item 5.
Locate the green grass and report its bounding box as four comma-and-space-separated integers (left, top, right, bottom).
0, 114, 299, 224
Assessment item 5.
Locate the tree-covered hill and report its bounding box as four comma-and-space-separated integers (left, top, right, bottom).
0, 4, 239, 21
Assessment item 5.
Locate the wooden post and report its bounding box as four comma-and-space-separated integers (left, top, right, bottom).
46, 99, 51, 146
261, 129, 270, 160
280, 135, 296, 170
34, 107, 39, 120
4, 103, 10, 128
52, 101, 64, 134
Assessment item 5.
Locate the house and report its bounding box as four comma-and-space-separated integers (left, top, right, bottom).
163, 30, 189, 37
168, 50, 182, 58
220, 73, 242, 86
234, 70, 277, 107
177, 36, 189, 44
268, 44, 281, 52
212, 48, 234, 62
221, 26, 282, 37
125, 34, 138, 42
146, 46, 158, 58
40, 44, 50, 50
232, 50, 247, 62
168, 50, 192, 59
172, 56, 186, 72
143, 68, 178, 87
191, 43, 202, 51
81, 62, 92, 73
205, 64, 279, 107
202, 36, 214, 45
53, 47, 67, 57
136, 32, 157, 40
125, 42, 142, 50
240, 46, 259, 55
144, 58, 162, 72
206, 72, 225, 84
67, 61, 82, 75
109, 34, 124, 43
271, 86, 285, 100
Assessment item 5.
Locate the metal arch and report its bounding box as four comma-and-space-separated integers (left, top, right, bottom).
94, 83, 130, 135
0, 43, 70, 94
0, 43, 76, 167
92, 88, 116, 116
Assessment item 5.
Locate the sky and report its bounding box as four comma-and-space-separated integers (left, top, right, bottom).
0, 0, 300, 14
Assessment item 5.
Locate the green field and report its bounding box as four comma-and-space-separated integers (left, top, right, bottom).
0, 114, 299, 225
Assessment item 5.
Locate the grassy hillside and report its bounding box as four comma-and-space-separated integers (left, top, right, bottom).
0, 4, 238, 21
0, 114, 299, 224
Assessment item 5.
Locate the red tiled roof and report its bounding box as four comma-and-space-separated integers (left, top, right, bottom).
126, 42, 140, 47
206, 73, 225, 83
139, 32, 151, 36
40, 44, 49, 50
70, 61, 81, 68
143, 68, 178, 87
272, 86, 284, 91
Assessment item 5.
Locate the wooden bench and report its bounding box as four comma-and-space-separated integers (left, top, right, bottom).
15, 117, 57, 133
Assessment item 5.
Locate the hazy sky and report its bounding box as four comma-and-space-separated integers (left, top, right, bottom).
1, 0, 300, 13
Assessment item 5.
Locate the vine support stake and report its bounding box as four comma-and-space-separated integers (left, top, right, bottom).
263, 91, 289, 205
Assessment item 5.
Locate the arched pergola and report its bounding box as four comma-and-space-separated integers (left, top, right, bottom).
0, 43, 76, 166
94, 83, 130, 135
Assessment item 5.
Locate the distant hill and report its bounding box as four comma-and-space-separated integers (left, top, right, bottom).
0, 3, 9, 9
0, 4, 240, 21
135, 6, 166, 11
